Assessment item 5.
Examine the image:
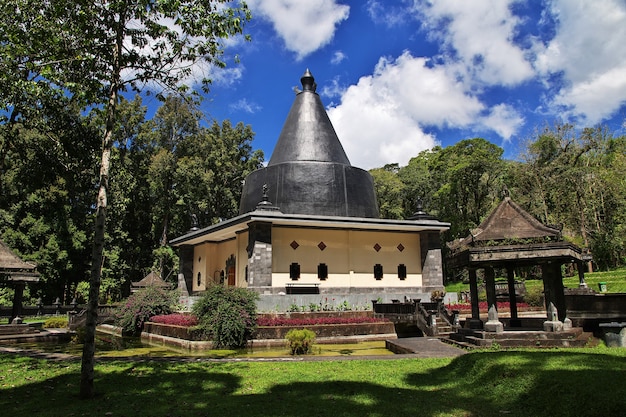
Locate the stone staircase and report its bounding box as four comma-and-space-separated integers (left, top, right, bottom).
446, 326, 595, 348
434, 315, 454, 338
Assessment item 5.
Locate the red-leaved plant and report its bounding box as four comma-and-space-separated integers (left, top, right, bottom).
150, 313, 199, 327
446, 301, 529, 311
257, 316, 388, 327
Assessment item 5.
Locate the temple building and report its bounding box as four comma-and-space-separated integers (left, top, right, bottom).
170, 70, 449, 309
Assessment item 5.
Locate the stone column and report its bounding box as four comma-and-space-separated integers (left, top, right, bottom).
10, 282, 25, 323
177, 245, 194, 296
467, 268, 482, 329
541, 262, 567, 322
506, 265, 520, 327
484, 266, 497, 310
420, 232, 444, 290
577, 261, 587, 288
247, 221, 273, 291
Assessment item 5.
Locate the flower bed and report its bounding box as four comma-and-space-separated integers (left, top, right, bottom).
257, 316, 384, 327
143, 311, 395, 342
447, 301, 532, 313
254, 321, 395, 340
143, 322, 204, 341
150, 313, 198, 327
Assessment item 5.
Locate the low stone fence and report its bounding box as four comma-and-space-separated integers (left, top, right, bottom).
142, 310, 395, 346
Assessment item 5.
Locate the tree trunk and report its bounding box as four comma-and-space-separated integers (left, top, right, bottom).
79, 97, 115, 399
79, 9, 124, 398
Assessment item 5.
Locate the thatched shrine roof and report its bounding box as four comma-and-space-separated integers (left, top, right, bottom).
131, 271, 171, 288
0, 239, 39, 282
447, 197, 585, 269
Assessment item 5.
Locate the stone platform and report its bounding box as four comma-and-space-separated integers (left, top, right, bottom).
447, 326, 594, 348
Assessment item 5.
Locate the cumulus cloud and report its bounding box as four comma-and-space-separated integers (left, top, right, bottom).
535, 0, 626, 124
481, 104, 525, 140
412, 0, 534, 87
247, 0, 349, 60
328, 52, 487, 168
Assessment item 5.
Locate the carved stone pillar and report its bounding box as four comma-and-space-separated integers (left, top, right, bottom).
506, 264, 520, 327
467, 268, 482, 329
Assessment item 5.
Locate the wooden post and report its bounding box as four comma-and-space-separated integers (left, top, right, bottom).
484, 266, 497, 311
506, 265, 520, 327
468, 268, 482, 329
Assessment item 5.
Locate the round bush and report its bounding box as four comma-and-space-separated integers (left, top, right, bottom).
192, 284, 258, 349
114, 286, 177, 335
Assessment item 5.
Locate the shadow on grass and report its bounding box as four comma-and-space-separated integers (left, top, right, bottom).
1, 350, 624, 417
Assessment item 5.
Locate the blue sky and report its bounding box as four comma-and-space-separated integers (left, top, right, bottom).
146, 0, 626, 169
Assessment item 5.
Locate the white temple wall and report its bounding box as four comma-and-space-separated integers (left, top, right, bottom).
272, 227, 423, 289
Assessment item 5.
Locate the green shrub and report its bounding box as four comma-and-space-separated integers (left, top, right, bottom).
524, 285, 544, 307
43, 317, 68, 328
285, 328, 316, 355
114, 286, 177, 335
192, 284, 258, 349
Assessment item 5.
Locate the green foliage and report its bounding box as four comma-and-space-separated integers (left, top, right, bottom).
192, 285, 259, 349
524, 285, 544, 307
113, 286, 177, 336
285, 328, 316, 355
43, 317, 68, 328
370, 165, 406, 219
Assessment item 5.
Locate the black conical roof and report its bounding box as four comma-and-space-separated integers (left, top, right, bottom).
268, 69, 350, 166
239, 70, 379, 218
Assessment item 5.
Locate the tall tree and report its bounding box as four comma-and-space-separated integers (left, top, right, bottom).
509, 123, 626, 269
430, 138, 504, 238
2, 0, 251, 398
370, 164, 406, 219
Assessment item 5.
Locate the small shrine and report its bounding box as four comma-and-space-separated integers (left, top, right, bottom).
0, 239, 39, 323
131, 271, 172, 293
446, 192, 589, 330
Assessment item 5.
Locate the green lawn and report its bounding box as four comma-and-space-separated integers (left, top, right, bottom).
446, 267, 626, 295
1, 347, 625, 417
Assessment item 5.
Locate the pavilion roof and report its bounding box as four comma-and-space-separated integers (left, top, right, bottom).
446, 197, 585, 269
0, 239, 37, 273
0, 239, 39, 283
131, 271, 171, 288
451, 197, 560, 250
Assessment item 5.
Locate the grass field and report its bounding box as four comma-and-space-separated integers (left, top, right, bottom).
1, 347, 625, 417
445, 267, 626, 295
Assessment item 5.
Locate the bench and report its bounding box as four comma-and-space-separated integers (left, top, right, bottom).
285, 283, 320, 295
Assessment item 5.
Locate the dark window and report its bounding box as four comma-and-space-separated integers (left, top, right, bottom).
318, 263, 328, 280
197, 272, 202, 286
289, 262, 300, 280
374, 264, 383, 280
398, 264, 407, 280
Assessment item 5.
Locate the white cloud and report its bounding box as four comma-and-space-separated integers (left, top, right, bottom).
412, 0, 534, 87
366, 0, 410, 27
230, 98, 262, 114
327, 51, 489, 169
326, 50, 530, 168
535, 0, 626, 124
121, 17, 246, 91
247, 0, 349, 60
331, 50, 347, 65
481, 104, 525, 140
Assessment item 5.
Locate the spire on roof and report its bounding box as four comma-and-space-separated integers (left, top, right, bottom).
301, 69, 316, 92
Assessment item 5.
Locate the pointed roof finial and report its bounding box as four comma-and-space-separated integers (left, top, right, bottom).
301, 69, 316, 92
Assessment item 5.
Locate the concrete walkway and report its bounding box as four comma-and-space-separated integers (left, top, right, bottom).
385, 337, 467, 358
